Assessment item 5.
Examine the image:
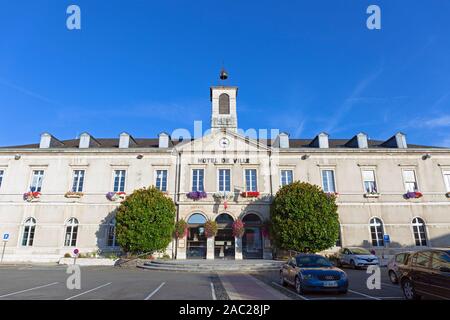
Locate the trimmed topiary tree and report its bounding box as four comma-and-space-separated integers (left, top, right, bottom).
115, 186, 176, 254
270, 181, 339, 253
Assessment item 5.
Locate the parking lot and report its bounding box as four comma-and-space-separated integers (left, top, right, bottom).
0, 265, 404, 300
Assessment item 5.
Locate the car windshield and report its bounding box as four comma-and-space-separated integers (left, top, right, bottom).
349, 248, 371, 255
296, 255, 333, 268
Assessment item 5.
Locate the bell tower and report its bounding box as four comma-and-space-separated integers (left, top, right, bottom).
210, 68, 238, 132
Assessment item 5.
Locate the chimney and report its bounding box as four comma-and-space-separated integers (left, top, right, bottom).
310, 132, 329, 148
119, 132, 136, 149
381, 132, 408, 149
39, 133, 63, 149
345, 132, 368, 148
273, 132, 290, 149
158, 132, 170, 148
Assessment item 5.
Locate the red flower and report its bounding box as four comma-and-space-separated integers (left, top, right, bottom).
240, 191, 260, 198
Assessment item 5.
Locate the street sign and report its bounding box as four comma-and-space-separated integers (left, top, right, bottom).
2, 233, 9, 242
383, 234, 390, 243
73, 248, 79, 255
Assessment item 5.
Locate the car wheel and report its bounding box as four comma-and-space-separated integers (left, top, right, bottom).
295, 276, 304, 295
402, 279, 421, 300
279, 272, 287, 287
350, 260, 357, 270
389, 271, 398, 284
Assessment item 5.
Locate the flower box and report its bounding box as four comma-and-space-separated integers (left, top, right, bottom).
186, 191, 207, 201
232, 219, 245, 238
23, 191, 41, 202
106, 191, 126, 201
213, 192, 234, 200
240, 191, 260, 198
404, 191, 423, 199
364, 192, 380, 198
65, 191, 84, 199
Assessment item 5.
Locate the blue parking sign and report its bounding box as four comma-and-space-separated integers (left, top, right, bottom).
2, 233, 9, 241
383, 234, 390, 243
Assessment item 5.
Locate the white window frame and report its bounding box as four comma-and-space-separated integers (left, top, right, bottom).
21, 217, 36, 247
321, 168, 336, 193
107, 218, 117, 247
443, 170, 450, 192
369, 217, 384, 247
0, 169, 4, 190
217, 168, 232, 192
71, 169, 85, 192
64, 218, 79, 247
154, 169, 168, 192
280, 169, 294, 187
29, 169, 45, 192
361, 169, 378, 193
402, 169, 419, 193
112, 169, 127, 192
244, 168, 258, 192
411, 217, 428, 247
191, 168, 205, 192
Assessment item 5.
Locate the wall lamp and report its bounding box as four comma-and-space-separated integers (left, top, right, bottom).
301, 154, 310, 160
136, 154, 144, 159
422, 154, 431, 160
14, 154, 21, 160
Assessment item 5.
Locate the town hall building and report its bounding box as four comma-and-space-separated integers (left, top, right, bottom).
0, 76, 449, 262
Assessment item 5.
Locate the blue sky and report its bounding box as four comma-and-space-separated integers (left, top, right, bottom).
1, 0, 449, 147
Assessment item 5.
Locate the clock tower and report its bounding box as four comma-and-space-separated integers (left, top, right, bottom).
210, 69, 238, 133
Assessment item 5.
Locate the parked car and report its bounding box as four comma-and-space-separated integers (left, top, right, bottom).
387, 251, 412, 284
399, 249, 450, 300
279, 253, 348, 294
336, 247, 379, 269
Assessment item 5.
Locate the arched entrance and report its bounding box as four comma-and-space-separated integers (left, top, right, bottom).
187, 213, 207, 259
214, 213, 235, 259
242, 214, 263, 259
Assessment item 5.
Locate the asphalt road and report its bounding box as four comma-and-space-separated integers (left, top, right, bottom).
0, 265, 404, 300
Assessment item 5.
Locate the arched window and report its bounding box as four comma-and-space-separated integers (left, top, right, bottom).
215, 213, 234, 228
369, 217, 384, 247
187, 213, 207, 225
64, 218, 79, 247
242, 213, 262, 225
219, 93, 230, 114
412, 217, 427, 246
22, 217, 36, 246
107, 218, 117, 247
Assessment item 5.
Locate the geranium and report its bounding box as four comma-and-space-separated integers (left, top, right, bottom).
404, 191, 422, 199
186, 191, 207, 201
23, 191, 41, 202
174, 219, 188, 239
106, 192, 126, 201
240, 191, 260, 198
204, 220, 218, 238
232, 219, 245, 238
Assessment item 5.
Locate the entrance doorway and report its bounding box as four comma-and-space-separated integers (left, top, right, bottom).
187, 213, 207, 259
242, 214, 263, 259
214, 213, 235, 259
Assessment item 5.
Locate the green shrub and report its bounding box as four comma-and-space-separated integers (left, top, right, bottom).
116, 186, 176, 254
64, 253, 71, 258
270, 182, 339, 253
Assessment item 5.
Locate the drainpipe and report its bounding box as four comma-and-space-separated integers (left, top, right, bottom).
174, 151, 182, 259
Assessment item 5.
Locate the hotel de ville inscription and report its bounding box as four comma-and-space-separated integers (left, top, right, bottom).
197, 158, 250, 164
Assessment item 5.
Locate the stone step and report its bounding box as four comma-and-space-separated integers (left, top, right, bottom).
139, 260, 282, 272
138, 263, 281, 273
148, 261, 282, 268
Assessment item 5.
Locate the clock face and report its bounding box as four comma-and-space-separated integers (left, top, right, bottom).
219, 138, 230, 149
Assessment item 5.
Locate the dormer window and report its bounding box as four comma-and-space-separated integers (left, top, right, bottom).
219, 93, 230, 114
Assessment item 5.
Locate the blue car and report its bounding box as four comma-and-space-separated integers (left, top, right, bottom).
280, 253, 348, 294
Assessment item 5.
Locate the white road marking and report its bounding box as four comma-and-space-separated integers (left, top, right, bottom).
0, 282, 59, 298
271, 282, 309, 300
210, 282, 217, 300
348, 289, 381, 300
65, 282, 111, 300
144, 282, 165, 300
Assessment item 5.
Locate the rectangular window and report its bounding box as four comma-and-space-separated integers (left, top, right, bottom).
321, 170, 336, 193
443, 171, 450, 192
71, 170, 85, 192
280, 170, 293, 187
192, 169, 204, 192
30, 170, 44, 192
362, 170, 377, 193
0, 170, 3, 189
218, 169, 231, 192
403, 169, 418, 192
245, 169, 257, 192
155, 170, 168, 192
113, 170, 126, 192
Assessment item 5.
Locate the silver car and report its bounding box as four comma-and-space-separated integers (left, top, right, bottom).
387, 251, 412, 284
336, 247, 379, 269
